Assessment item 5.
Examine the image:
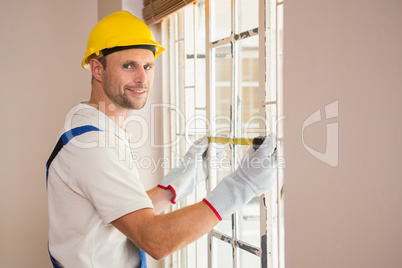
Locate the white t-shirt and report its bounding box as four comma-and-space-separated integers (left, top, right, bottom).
48, 103, 153, 268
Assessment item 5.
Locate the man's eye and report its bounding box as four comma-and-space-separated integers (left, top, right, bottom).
123, 64, 132, 69
144, 65, 152, 70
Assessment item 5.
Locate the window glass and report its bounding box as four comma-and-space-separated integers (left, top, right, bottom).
185, 7, 195, 87
211, 0, 231, 41
185, 87, 195, 125
239, 248, 261, 268
213, 44, 231, 138
196, 235, 208, 267
195, 55, 207, 109
216, 238, 234, 267
238, 36, 261, 139
237, 0, 259, 33
238, 195, 261, 246
195, 2, 207, 109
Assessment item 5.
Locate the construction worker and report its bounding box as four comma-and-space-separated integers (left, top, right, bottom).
46, 10, 277, 268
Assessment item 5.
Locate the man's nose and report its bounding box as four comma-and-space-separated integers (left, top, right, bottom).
134, 68, 147, 84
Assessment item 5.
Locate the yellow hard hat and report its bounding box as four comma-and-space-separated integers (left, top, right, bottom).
81, 11, 165, 70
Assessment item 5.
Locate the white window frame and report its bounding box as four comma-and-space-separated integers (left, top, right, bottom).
162, 1, 284, 267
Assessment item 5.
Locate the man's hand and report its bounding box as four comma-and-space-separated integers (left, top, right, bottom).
203, 133, 277, 220
158, 136, 209, 203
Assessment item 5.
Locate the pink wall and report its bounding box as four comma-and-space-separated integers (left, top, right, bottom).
283, 0, 402, 267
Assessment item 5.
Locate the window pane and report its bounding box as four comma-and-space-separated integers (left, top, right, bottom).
195, 56, 206, 109
195, 2, 206, 109
213, 44, 231, 138
185, 6, 195, 87
187, 109, 207, 135
185, 87, 195, 123
239, 247, 261, 268
196, 234, 208, 267
185, 5, 194, 54
237, 0, 259, 33
215, 237, 233, 267
237, 36, 262, 138
214, 216, 232, 239
238, 196, 260, 246
211, 0, 231, 41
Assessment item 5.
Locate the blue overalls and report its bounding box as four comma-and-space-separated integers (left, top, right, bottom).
46, 125, 147, 268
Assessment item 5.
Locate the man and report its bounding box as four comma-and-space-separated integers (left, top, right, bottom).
47, 11, 277, 268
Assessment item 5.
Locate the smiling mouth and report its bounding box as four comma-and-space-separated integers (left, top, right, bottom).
127, 88, 147, 95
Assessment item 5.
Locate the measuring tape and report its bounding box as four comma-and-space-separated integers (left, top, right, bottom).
208, 136, 265, 149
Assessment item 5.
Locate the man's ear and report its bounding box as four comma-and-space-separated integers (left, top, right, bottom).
90, 58, 103, 82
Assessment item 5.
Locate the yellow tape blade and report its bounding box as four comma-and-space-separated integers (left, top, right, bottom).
208, 136, 254, 146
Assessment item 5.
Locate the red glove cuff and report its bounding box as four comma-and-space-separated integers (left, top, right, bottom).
202, 198, 222, 221
157, 184, 178, 204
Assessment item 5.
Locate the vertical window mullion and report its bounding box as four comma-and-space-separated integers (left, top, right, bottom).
192, 4, 199, 266
231, 1, 239, 268
205, 1, 218, 267
258, 0, 269, 266
276, 3, 285, 267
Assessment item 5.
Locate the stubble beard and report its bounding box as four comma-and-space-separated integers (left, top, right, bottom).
102, 76, 148, 110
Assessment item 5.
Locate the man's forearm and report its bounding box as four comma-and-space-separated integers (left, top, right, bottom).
112, 201, 219, 260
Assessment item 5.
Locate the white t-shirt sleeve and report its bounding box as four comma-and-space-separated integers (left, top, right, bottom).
69, 143, 153, 225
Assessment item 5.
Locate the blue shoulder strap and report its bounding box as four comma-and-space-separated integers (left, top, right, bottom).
46, 125, 101, 268
48, 242, 63, 268
140, 249, 148, 268
46, 125, 101, 188
46, 125, 147, 268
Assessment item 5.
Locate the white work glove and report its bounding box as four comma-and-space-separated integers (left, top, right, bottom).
203, 133, 277, 220
158, 136, 209, 204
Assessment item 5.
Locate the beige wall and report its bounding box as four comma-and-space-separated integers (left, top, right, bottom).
0, 0, 97, 266
0, 0, 164, 267
2, 0, 401, 267
283, 0, 402, 267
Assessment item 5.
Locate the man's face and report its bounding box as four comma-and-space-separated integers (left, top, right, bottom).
101, 48, 155, 110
